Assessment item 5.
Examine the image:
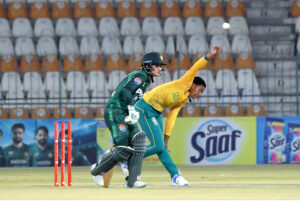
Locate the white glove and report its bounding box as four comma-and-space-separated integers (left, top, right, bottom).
124, 105, 140, 125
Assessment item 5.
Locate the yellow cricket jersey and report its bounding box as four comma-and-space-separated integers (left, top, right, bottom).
143, 56, 209, 136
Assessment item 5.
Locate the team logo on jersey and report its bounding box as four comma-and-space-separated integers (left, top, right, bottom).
134, 77, 142, 85
119, 124, 126, 132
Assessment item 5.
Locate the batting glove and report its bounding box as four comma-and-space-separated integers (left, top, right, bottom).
125, 105, 139, 125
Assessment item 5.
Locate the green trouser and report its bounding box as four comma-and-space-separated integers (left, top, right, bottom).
135, 98, 179, 178
104, 107, 141, 146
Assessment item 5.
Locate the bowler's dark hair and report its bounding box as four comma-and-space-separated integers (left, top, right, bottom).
35, 126, 49, 136
11, 123, 25, 132
193, 76, 206, 88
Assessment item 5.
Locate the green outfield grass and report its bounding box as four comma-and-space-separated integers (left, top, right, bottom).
0, 165, 299, 200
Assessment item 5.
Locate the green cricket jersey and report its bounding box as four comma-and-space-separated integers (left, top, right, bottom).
31, 144, 54, 167
107, 70, 151, 110
3, 143, 32, 167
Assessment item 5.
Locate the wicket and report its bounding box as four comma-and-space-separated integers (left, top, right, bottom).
54, 121, 72, 187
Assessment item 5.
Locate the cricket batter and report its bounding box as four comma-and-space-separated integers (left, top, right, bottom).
91, 52, 166, 188
134, 46, 221, 186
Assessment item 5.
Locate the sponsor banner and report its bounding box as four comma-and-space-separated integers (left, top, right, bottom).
168, 117, 257, 165
257, 116, 300, 164
0, 119, 97, 167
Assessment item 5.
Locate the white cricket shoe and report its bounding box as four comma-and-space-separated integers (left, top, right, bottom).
120, 161, 129, 177
124, 180, 147, 188
171, 174, 189, 186
91, 163, 104, 187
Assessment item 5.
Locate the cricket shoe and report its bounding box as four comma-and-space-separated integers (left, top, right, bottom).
171, 174, 189, 186
91, 163, 104, 187
124, 180, 147, 188
120, 161, 129, 177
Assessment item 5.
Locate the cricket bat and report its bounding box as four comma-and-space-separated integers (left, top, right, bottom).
103, 166, 115, 188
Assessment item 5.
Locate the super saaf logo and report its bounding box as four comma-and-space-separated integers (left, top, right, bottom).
188, 119, 244, 165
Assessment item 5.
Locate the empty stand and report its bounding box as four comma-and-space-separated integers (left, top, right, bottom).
236, 52, 256, 70
229, 16, 249, 35
53, 106, 72, 119
1, 55, 18, 72
117, 0, 137, 18
75, 106, 94, 118
128, 54, 143, 72
145, 35, 165, 54
34, 18, 55, 37
207, 17, 227, 35
232, 34, 252, 54
213, 52, 235, 71
96, 105, 106, 118
101, 36, 122, 55
0, 107, 8, 119
181, 104, 201, 117
220, 87, 239, 105
0, 2, 6, 18
52, 1, 72, 19
0, 38, 14, 56
139, 0, 159, 18
210, 35, 231, 53
56, 18, 77, 37
247, 104, 266, 116
123, 36, 144, 56
8, 1, 28, 20
237, 69, 259, 90
226, 0, 246, 18
37, 37, 57, 57
183, 0, 202, 18
196, 87, 219, 106
215, 69, 237, 90
77, 18, 98, 37
166, 35, 188, 56
62, 54, 84, 72
99, 17, 120, 36
95, 0, 115, 18
59, 37, 79, 56
41, 54, 59, 72
0, 18, 11, 37
106, 53, 127, 72
107, 70, 127, 92
188, 35, 209, 56
240, 87, 262, 106
291, 0, 300, 17
32, 106, 51, 119
170, 53, 191, 71
161, 0, 180, 18
185, 17, 206, 36
225, 104, 244, 116
10, 107, 29, 119
73, 1, 93, 19
149, 70, 171, 90
84, 54, 104, 71
163, 17, 184, 36
15, 37, 36, 56
30, 1, 50, 20
120, 17, 141, 36
12, 18, 33, 37
204, 0, 224, 18
142, 17, 163, 36
80, 36, 101, 56
197, 69, 216, 89
203, 104, 222, 117
20, 55, 40, 73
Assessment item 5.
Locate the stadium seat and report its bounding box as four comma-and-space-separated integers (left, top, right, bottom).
203, 104, 222, 116
0, 18, 11, 37
237, 69, 258, 90
256, 61, 296, 77
232, 34, 252, 54
215, 69, 237, 90
27, 88, 47, 105
106, 54, 127, 72
6, 90, 25, 109
291, 0, 300, 17
62, 54, 84, 73
188, 35, 209, 56
74, 1, 93, 19
226, 0, 246, 18
213, 52, 235, 71
53, 106, 72, 119
66, 71, 87, 92
44, 71, 67, 106
23, 71, 44, 91
166, 36, 188, 56
149, 70, 172, 90
240, 87, 262, 106
12, 18, 33, 38
163, 17, 184, 36
142, 17, 163, 36
0, 107, 8, 119
99, 17, 119, 36
20, 55, 41, 73
120, 17, 141, 36
196, 87, 219, 106
181, 104, 201, 117
127, 54, 143, 72
1, 55, 18, 72
30, 1, 50, 20
210, 35, 231, 53
87, 70, 107, 92
67, 75, 89, 106
95, 0, 115, 18
56, 18, 77, 37
185, 17, 206, 36
220, 87, 239, 105
91, 88, 110, 107
0, 38, 14, 56
10, 107, 29, 119
95, 105, 106, 118
145, 35, 165, 54
0, 3, 6, 18
77, 18, 98, 37
139, 0, 159, 18
59, 37, 79, 56
37, 37, 57, 57
172, 69, 187, 80
123, 36, 144, 56
117, 0, 137, 18
236, 52, 256, 70
34, 18, 55, 37
101, 36, 122, 55
182, 0, 202, 18
80, 36, 101, 56
8, 1, 28, 20
28, 0, 48, 3
75, 106, 94, 118
107, 70, 127, 91
247, 104, 266, 116
161, 0, 180, 18
204, 0, 224, 18
41, 54, 59, 72
1, 72, 23, 93
15, 37, 36, 57
84, 54, 104, 71
170, 53, 191, 71
207, 17, 227, 35
32, 106, 51, 119
52, 1, 72, 19
197, 69, 215, 89
225, 104, 244, 116
229, 16, 249, 35
259, 76, 299, 95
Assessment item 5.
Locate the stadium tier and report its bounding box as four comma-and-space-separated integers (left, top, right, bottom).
0, 0, 299, 118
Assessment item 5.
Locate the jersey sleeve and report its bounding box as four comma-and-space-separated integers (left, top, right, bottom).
179, 56, 209, 86
164, 101, 186, 136
120, 73, 148, 106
